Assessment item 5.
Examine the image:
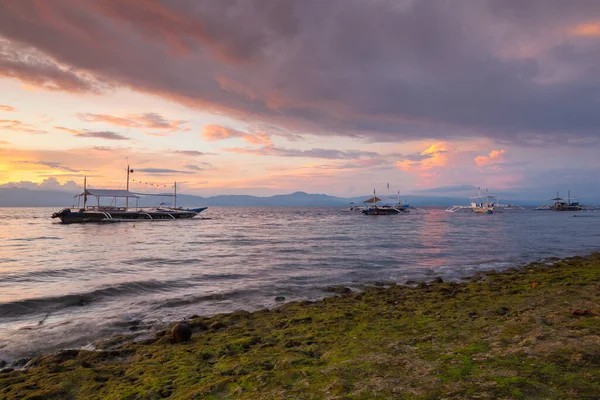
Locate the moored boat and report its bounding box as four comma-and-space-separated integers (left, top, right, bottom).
446, 188, 499, 214
548, 191, 583, 211
51, 167, 207, 223
361, 189, 405, 215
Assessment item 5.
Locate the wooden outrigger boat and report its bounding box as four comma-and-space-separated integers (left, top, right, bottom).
51, 166, 207, 223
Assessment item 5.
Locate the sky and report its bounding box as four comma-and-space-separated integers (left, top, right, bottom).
1, 0, 600, 202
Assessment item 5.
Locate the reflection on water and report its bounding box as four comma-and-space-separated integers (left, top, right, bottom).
1, 206, 599, 363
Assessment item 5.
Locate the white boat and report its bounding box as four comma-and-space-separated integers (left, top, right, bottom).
446, 188, 501, 214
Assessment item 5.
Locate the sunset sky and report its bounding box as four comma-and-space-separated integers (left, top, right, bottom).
1, 0, 600, 201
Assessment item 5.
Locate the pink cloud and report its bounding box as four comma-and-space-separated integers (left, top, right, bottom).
1, 118, 46, 134
55, 125, 130, 140
201, 124, 272, 145
0, 105, 15, 112
223, 145, 379, 160
0, 38, 113, 94
77, 112, 188, 134
474, 149, 505, 167
1, 0, 600, 148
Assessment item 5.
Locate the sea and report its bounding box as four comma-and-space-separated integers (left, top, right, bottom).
1, 206, 599, 365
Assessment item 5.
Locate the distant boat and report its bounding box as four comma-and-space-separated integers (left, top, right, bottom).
361, 189, 408, 215
536, 191, 583, 212
346, 202, 365, 212
446, 188, 500, 214
51, 166, 207, 223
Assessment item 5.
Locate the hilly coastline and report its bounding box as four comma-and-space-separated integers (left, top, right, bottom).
0, 187, 540, 208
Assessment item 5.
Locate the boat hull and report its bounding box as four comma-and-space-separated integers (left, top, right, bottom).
551, 205, 583, 211
362, 207, 400, 215
54, 208, 207, 224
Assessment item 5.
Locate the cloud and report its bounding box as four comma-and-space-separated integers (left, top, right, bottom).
54, 126, 80, 135
570, 22, 600, 37
171, 150, 208, 156
1, 118, 46, 134
135, 168, 195, 175
4, 2, 600, 145
91, 145, 130, 152
73, 131, 130, 140
0, 139, 10, 145
201, 124, 272, 145
224, 145, 379, 159
18, 160, 79, 173
184, 164, 204, 171
396, 143, 449, 171
0, 38, 113, 94
77, 112, 188, 134
55, 126, 130, 140
0, 104, 15, 112
309, 158, 389, 170
414, 184, 478, 193
0, 177, 81, 192
475, 149, 506, 167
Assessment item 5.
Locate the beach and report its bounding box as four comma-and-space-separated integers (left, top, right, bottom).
2, 253, 599, 399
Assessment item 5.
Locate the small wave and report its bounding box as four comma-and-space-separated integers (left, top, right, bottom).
122, 257, 203, 266
0, 278, 200, 318
9, 236, 63, 241
0, 267, 94, 283
155, 289, 255, 309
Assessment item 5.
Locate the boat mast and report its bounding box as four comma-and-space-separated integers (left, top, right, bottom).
83, 176, 87, 209
126, 164, 130, 209
568, 190, 571, 205
174, 181, 177, 208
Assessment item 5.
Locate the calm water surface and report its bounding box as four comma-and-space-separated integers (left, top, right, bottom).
1, 206, 599, 364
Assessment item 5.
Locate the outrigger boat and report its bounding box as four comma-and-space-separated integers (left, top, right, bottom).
361, 189, 409, 215
539, 191, 584, 212
51, 166, 207, 224
446, 188, 499, 214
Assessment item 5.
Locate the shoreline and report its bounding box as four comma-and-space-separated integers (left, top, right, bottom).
2, 253, 599, 399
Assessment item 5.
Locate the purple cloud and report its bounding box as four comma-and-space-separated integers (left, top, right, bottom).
1, 1, 600, 146
73, 131, 130, 140
224, 145, 379, 159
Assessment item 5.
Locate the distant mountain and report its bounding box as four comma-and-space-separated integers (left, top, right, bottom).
0, 188, 76, 207
0, 187, 543, 207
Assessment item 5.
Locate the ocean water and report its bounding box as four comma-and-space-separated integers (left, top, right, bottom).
1, 206, 599, 365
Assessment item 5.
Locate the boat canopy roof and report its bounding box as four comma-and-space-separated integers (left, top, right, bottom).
75, 189, 140, 198
364, 196, 382, 204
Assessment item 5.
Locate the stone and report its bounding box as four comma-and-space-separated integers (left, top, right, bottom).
275, 296, 286, 302
433, 277, 444, 284
0, 359, 6, 368
171, 321, 192, 343
325, 286, 352, 294
12, 357, 31, 368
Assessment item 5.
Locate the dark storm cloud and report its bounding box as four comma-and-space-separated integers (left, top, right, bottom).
2, 0, 600, 144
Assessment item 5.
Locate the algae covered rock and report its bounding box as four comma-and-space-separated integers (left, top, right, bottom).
171, 321, 192, 343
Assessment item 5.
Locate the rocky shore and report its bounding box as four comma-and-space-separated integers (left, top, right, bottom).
1, 254, 599, 399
